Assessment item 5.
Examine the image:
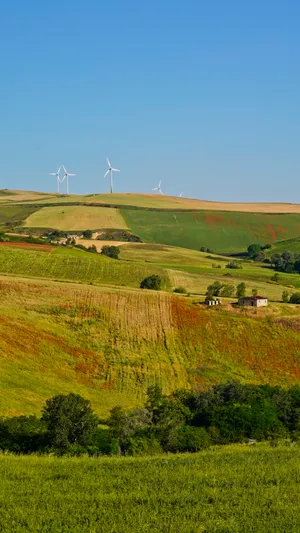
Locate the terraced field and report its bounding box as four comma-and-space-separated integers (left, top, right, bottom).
0, 246, 168, 288
122, 209, 300, 253
0, 277, 299, 417
24, 205, 128, 231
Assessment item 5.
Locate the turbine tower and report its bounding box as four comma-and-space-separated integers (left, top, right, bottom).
153, 180, 163, 194
62, 165, 76, 194
49, 165, 63, 193
104, 158, 120, 193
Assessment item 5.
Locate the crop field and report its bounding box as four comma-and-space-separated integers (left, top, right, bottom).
0, 444, 299, 533
7, 189, 300, 212
0, 189, 58, 204
23, 205, 128, 231
0, 246, 168, 288
121, 209, 300, 253
0, 277, 299, 417
120, 243, 229, 266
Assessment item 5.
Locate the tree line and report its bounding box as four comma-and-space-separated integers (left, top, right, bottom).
1, 382, 299, 456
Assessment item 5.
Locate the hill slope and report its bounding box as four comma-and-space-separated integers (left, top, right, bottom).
0, 277, 299, 417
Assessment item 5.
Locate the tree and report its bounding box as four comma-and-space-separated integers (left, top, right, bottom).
247, 244, 262, 259
206, 281, 223, 298
220, 284, 235, 297
252, 289, 258, 297
82, 230, 93, 239
271, 273, 280, 282
236, 282, 246, 298
289, 292, 300, 304
41, 394, 98, 451
140, 275, 162, 290
101, 245, 120, 259
226, 262, 242, 269
282, 291, 289, 303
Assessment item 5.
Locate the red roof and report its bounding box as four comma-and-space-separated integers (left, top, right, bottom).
240, 296, 267, 300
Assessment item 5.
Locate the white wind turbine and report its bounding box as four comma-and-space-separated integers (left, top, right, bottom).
179, 192, 183, 197
50, 165, 64, 193
153, 180, 163, 194
62, 165, 76, 194
104, 157, 120, 193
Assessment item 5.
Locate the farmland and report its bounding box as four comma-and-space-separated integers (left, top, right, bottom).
121, 209, 300, 253
0, 444, 299, 533
0, 246, 168, 288
0, 277, 300, 417
0, 205, 39, 231
24, 205, 128, 231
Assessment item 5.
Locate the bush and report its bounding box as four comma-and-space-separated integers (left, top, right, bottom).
82, 230, 93, 239
271, 273, 280, 283
101, 246, 120, 259
289, 293, 300, 304
173, 286, 187, 294
220, 284, 235, 298
236, 282, 246, 298
140, 275, 162, 291
226, 262, 242, 269
282, 291, 289, 303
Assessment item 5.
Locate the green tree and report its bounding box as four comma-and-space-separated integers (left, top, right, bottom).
220, 284, 235, 297
252, 289, 258, 296
289, 292, 300, 304
82, 229, 93, 239
101, 245, 120, 259
41, 394, 98, 452
226, 261, 242, 269
247, 244, 262, 259
282, 291, 289, 303
140, 275, 162, 290
271, 272, 280, 282
206, 281, 223, 297
236, 282, 246, 298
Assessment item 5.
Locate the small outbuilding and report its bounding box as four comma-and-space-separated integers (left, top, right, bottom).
238, 296, 268, 308
205, 298, 222, 307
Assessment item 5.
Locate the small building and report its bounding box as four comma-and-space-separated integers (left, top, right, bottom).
205, 298, 222, 307
238, 296, 268, 308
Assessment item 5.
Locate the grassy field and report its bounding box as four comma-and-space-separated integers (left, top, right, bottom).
266, 237, 300, 256
121, 209, 300, 253
0, 444, 299, 533
24, 206, 128, 231
0, 277, 299, 417
0, 246, 168, 288
0, 205, 39, 230
6, 188, 300, 212
120, 243, 229, 266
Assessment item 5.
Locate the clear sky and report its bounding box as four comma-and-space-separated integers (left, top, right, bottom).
0, 1, 299, 201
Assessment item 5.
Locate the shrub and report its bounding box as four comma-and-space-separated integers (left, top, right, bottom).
271, 273, 280, 283
289, 293, 300, 304
82, 230, 93, 239
226, 262, 242, 269
282, 291, 289, 303
236, 282, 246, 298
220, 284, 235, 297
173, 286, 187, 294
101, 246, 120, 259
140, 275, 162, 290
206, 281, 223, 298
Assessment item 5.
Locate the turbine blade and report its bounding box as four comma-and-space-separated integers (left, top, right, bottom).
112, 168, 120, 172
68, 173, 76, 176
106, 157, 111, 168
152, 187, 158, 191
104, 170, 110, 178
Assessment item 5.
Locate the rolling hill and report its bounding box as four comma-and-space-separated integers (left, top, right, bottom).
0, 277, 299, 417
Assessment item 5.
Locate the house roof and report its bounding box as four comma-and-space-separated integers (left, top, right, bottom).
240, 296, 267, 300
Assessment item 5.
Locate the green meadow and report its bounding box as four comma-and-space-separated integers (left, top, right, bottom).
122, 209, 300, 253
0, 444, 299, 533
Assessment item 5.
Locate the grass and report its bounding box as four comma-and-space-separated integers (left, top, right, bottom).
120, 243, 229, 267
24, 206, 128, 231
0, 205, 39, 230
0, 246, 168, 288
266, 237, 300, 256
0, 444, 299, 532
121, 209, 300, 253
0, 277, 299, 417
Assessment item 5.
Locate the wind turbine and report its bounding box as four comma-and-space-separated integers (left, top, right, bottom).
104, 158, 120, 193
49, 165, 64, 193
179, 192, 183, 197
62, 165, 76, 194
153, 180, 163, 194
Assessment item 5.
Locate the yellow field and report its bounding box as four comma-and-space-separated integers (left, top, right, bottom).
8, 190, 300, 213
24, 205, 128, 230
77, 239, 130, 251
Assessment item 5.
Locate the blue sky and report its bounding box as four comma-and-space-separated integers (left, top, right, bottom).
0, 0, 299, 201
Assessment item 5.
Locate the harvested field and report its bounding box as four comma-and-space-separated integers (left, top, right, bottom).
77, 239, 130, 251
0, 242, 53, 251
24, 206, 128, 231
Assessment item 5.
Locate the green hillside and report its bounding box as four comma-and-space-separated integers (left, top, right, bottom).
0, 246, 169, 288
121, 209, 300, 253
0, 277, 299, 417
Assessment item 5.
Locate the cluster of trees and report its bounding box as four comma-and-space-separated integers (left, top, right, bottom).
1, 384, 299, 456
101, 245, 120, 259
206, 281, 250, 299
200, 246, 214, 253
140, 275, 162, 290
270, 250, 300, 274
246, 243, 272, 261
